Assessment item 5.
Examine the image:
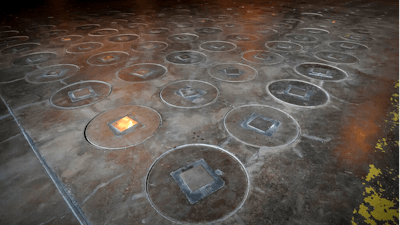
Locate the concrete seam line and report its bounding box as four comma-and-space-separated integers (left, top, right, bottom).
0, 95, 91, 225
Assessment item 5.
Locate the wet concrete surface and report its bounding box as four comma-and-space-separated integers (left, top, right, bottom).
0, 0, 398, 224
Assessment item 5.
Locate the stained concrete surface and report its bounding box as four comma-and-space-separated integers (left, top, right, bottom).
0, 0, 398, 224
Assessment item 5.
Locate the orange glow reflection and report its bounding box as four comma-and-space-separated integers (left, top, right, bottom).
112, 116, 137, 132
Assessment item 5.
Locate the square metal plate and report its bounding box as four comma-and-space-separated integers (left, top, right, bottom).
107, 114, 144, 137
284, 85, 314, 100
170, 159, 225, 204
174, 86, 207, 101
241, 113, 281, 136
308, 67, 333, 78
68, 86, 98, 102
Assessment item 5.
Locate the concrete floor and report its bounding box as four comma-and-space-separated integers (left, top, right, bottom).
0, 0, 398, 224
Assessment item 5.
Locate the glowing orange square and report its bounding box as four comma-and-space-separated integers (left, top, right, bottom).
62, 37, 71, 41
111, 116, 138, 132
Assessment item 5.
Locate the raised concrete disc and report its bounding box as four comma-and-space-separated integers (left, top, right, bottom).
66, 42, 103, 54
224, 105, 300, 147
208, 63, 257, 82
328, 41, 369, 52
117, 63, 167, 82
25, 64, 79, 83
1, 43, 40, 54
146, 144, 249, 224
226, 34, 259, 42
50, 80, 112, 109
89, 28, 118, 36
12, 52, 57, 66
284, 34, 318, 43
160, 80, 219, 108
314, 51, 359, 64
165, 51, 206, 65
200, 41, 236, 52
131, 41, 168, 52
87, 51, 129, 66
167, 33, 199, 42
294, 62, 348, 81
242, 50, 284, 65
265, 41, 303, 52
107, 34, 140, 43
85, 105, 161, 149
267, 79, 329, 107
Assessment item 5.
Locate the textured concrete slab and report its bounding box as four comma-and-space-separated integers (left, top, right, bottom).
0, 0, 398, 224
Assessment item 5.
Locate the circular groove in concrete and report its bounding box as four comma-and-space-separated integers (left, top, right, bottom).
87, 51, 129, 66
226, 33, 259, 42
12, 52, 57, 66
107, 34, 140, 43
267, 79, 330, 107
53, 35, 84, 43
0, 30, 19, 38
145, 143, 250, 224
50, 80, 112, 109
75, 24, 101, 30
117, 63, 168, 82
194, 27, 223, 34
314, 51, 359, 64
257, 28, 278, 35
300, 28, 330, 35
165, 51, 206, 65
26, 25, 55, 32
328, 41, 369, 52
89, 28, 119, 36
284, 33, 318, 43
66, 42, 103, 54
242, 50, 284, 65
167, 33, 199, 42
294, 62, 348, 81
224, 104, 300, 147
0, 36, 29, 47
37, 30, 68, 38
265, 41, 303, 52
1, 43, 40, 54
85, 105, 161, 149
25, 64, 79, 83
131, 41, 168, 52
208, 63, 257, 82
200, 41, 236, 52
143, 27, 170, 34
160, 80, 219, 108
339, 34, 374, 42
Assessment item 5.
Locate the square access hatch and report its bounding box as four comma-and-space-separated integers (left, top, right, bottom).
68, 86, 98, 102
241, 113, 281, 137
107, 114, 144, 137
170, 159, 225, 204
284, 85, 314, 100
